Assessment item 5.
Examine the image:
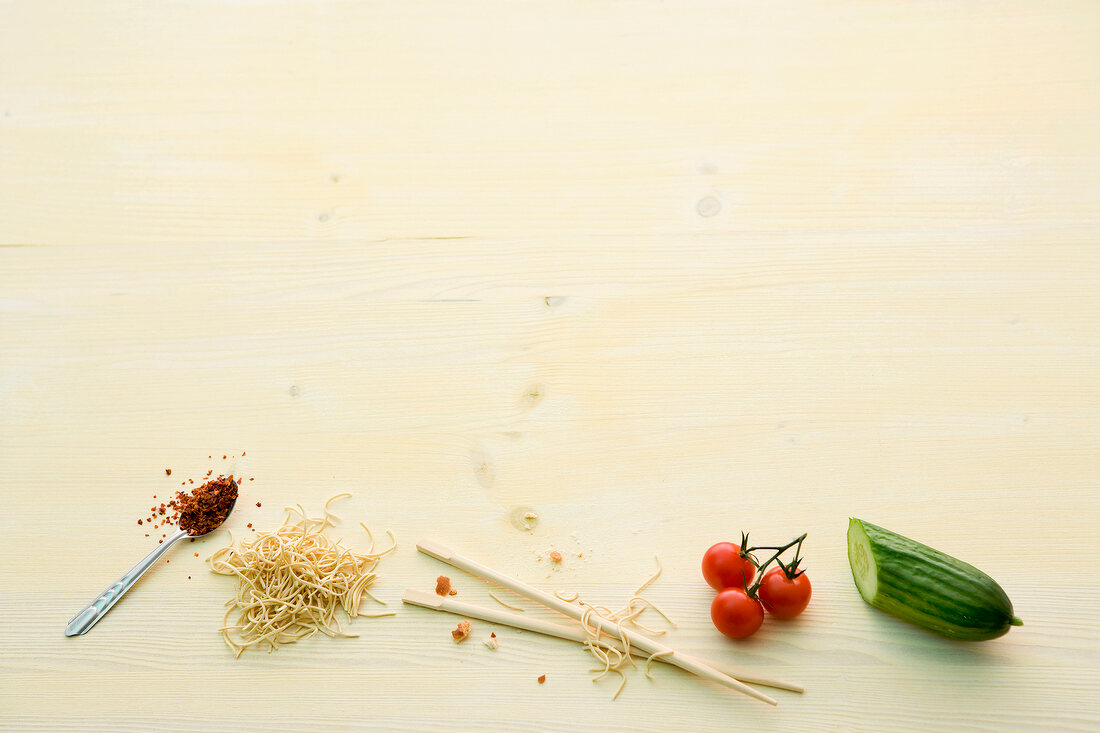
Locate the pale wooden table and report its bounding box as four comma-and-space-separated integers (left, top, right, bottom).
2, 2, 1098, 731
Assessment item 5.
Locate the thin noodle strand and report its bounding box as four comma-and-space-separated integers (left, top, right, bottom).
489, 591, 526, 612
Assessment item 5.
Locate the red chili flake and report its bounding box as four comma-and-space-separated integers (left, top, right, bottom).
246, 523, 252, 528
159, 540, 163, 544
137, 519, 143, 525
166, 560, 169, 564
194, 553, 199, 557
222, 455, 227, 459
181, 481, 186, 485
255, 501, 261, 507
242, 451, 246, 456
166, 468, 172, 476
189, 479, 194, 484
537, 675, 546, 684
249, 478, 254, 482
144, 534, 149, 537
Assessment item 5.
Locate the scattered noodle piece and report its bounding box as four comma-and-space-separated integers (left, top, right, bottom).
435, 576, 452, 596
644, 650, 673, 679
452, 620, 471, 642
208, 495, 396, 656
568, 555, 675, 700
634, 555, 662, 596
489, 591, 526, 612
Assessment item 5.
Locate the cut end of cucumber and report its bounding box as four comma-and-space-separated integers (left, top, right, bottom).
847, 518, 877, 603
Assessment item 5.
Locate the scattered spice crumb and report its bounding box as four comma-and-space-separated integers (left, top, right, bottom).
452, 620, 471, 642
187, 576, 191, 579
538, 674, 546, 684
483, 632, 499, 650
165, 469, 171, 476
449, 589, 458, 596
435, 576, 452, 596
550, 550, 563, 563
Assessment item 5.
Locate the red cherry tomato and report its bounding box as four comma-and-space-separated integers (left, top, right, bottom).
701, 542, 757, 590
710, 587, 765, 639
757, 567, 812, 619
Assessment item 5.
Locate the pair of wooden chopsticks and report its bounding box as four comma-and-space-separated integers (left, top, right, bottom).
404, 538, 802, 705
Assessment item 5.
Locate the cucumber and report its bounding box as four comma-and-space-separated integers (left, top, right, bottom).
847, 518, 1022, 641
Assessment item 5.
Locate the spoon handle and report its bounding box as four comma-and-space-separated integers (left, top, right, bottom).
65, 528, 189, 636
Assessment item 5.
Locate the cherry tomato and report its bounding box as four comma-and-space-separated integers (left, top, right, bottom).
757, 567, 812, 619
710, 587, 765, 639
701, 542, 757, 591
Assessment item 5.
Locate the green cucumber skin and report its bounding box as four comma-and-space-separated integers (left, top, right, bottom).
849, 518, 1021, 641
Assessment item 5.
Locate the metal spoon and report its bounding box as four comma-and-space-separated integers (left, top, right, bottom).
65, 493, 237, 636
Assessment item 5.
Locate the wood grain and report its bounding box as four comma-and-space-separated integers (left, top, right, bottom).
2, 1, 1099, 731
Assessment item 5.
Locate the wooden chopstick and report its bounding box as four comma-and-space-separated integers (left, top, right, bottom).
403, 589, 803, 694
415, 538, 779, 706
